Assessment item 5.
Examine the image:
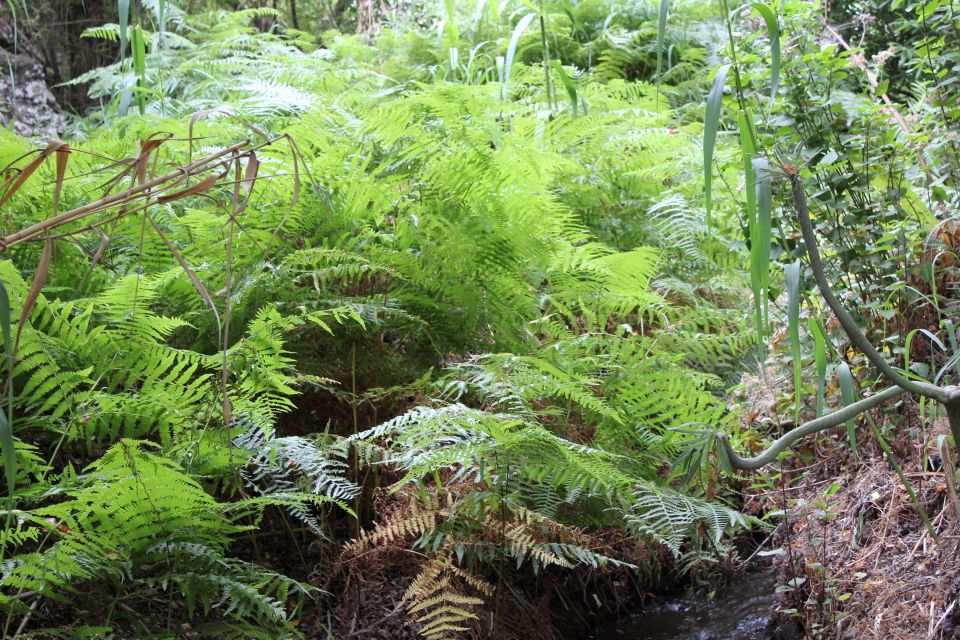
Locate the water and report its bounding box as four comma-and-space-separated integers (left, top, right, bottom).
591, 570, 777, 640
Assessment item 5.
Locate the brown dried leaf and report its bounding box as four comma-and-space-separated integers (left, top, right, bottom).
53, 144, 70, 216
0, 140, 69, 208
14, 238, 52, 354
134, 134, 172, 184
242, 151, 259, 196
157, 168, 226, 204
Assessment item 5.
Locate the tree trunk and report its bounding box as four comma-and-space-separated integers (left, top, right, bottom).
356, 0, 380, 37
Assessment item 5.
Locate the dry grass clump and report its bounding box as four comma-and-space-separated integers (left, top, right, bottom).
745, 407, 960, 639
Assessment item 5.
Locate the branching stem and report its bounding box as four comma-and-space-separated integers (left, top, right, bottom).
719, 385, 906, 470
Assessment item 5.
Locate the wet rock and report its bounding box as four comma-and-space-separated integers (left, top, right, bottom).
765, 615, 804, 640
0, 48, 66, 138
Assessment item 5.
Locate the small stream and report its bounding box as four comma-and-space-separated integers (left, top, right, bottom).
591, 570, 777, 640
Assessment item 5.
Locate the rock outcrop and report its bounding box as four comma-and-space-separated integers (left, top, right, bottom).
1, 48, 66, 138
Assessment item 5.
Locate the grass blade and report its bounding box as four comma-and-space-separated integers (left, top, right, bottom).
53, 144, 69, 217
157, 168, 225, 204
14, 238, 52, 356
738, 110, 761, 354
738, 109, 757, 230
785, 261, 802, 423
837, 362, 859, 465
808, 317, 827, 417
435, 18, 447, 54
656, 0, 669, 96
537, 0, 554, 108
946, 319, 959, 354
444, 0, 459, 46
0, 280, 13, 498
503, 13, 537, 101
134, 134, 170, 184
552, 60, 578, 116
147, 215, 221, 328
2, 238, 52, 497
750, 157, 771, 346
704, 64, 730, 225
131, 25, 147, 115
0, 411, 11, 499
118, 0, 130, 61
868, 416, 938, 541
0, 140, 69, 209
945, 319, 959, 381
751, 2, 780, 103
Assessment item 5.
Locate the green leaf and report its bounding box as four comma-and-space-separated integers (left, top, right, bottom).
750, 157, 771, 345
751, 2, 780, 102
503, 13, 537, 101
808, 318, 827, 417
837, 362, 859, 465
704, 64, 730, 224
552, 60, 578, 116
785, 261, 802, 423
0, 279, 13, 498
656, 0, 669, 92
118, 0, 130, 61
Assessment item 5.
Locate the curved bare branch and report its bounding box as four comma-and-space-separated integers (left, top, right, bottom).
719, 385, 907, 471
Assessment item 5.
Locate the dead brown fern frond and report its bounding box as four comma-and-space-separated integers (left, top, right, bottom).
400, 555, 493, 640
344, 489, 455, 555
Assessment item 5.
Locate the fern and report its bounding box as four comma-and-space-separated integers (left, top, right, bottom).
400, 557, 492, 640
0, 441, 311, 632
233, 414, 358, 535
625, 481, 755, 557
0, 3, 762, 636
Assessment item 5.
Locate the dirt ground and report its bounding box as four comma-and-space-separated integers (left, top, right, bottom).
738, 369, 960, 640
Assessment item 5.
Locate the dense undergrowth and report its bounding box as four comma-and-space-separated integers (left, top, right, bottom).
0, 0, 959, 638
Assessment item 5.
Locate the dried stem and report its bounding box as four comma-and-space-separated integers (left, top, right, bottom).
0, 140, 251, 251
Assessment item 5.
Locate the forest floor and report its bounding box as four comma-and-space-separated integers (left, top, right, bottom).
244, 380, 960, 640
739, 370, 960, 640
